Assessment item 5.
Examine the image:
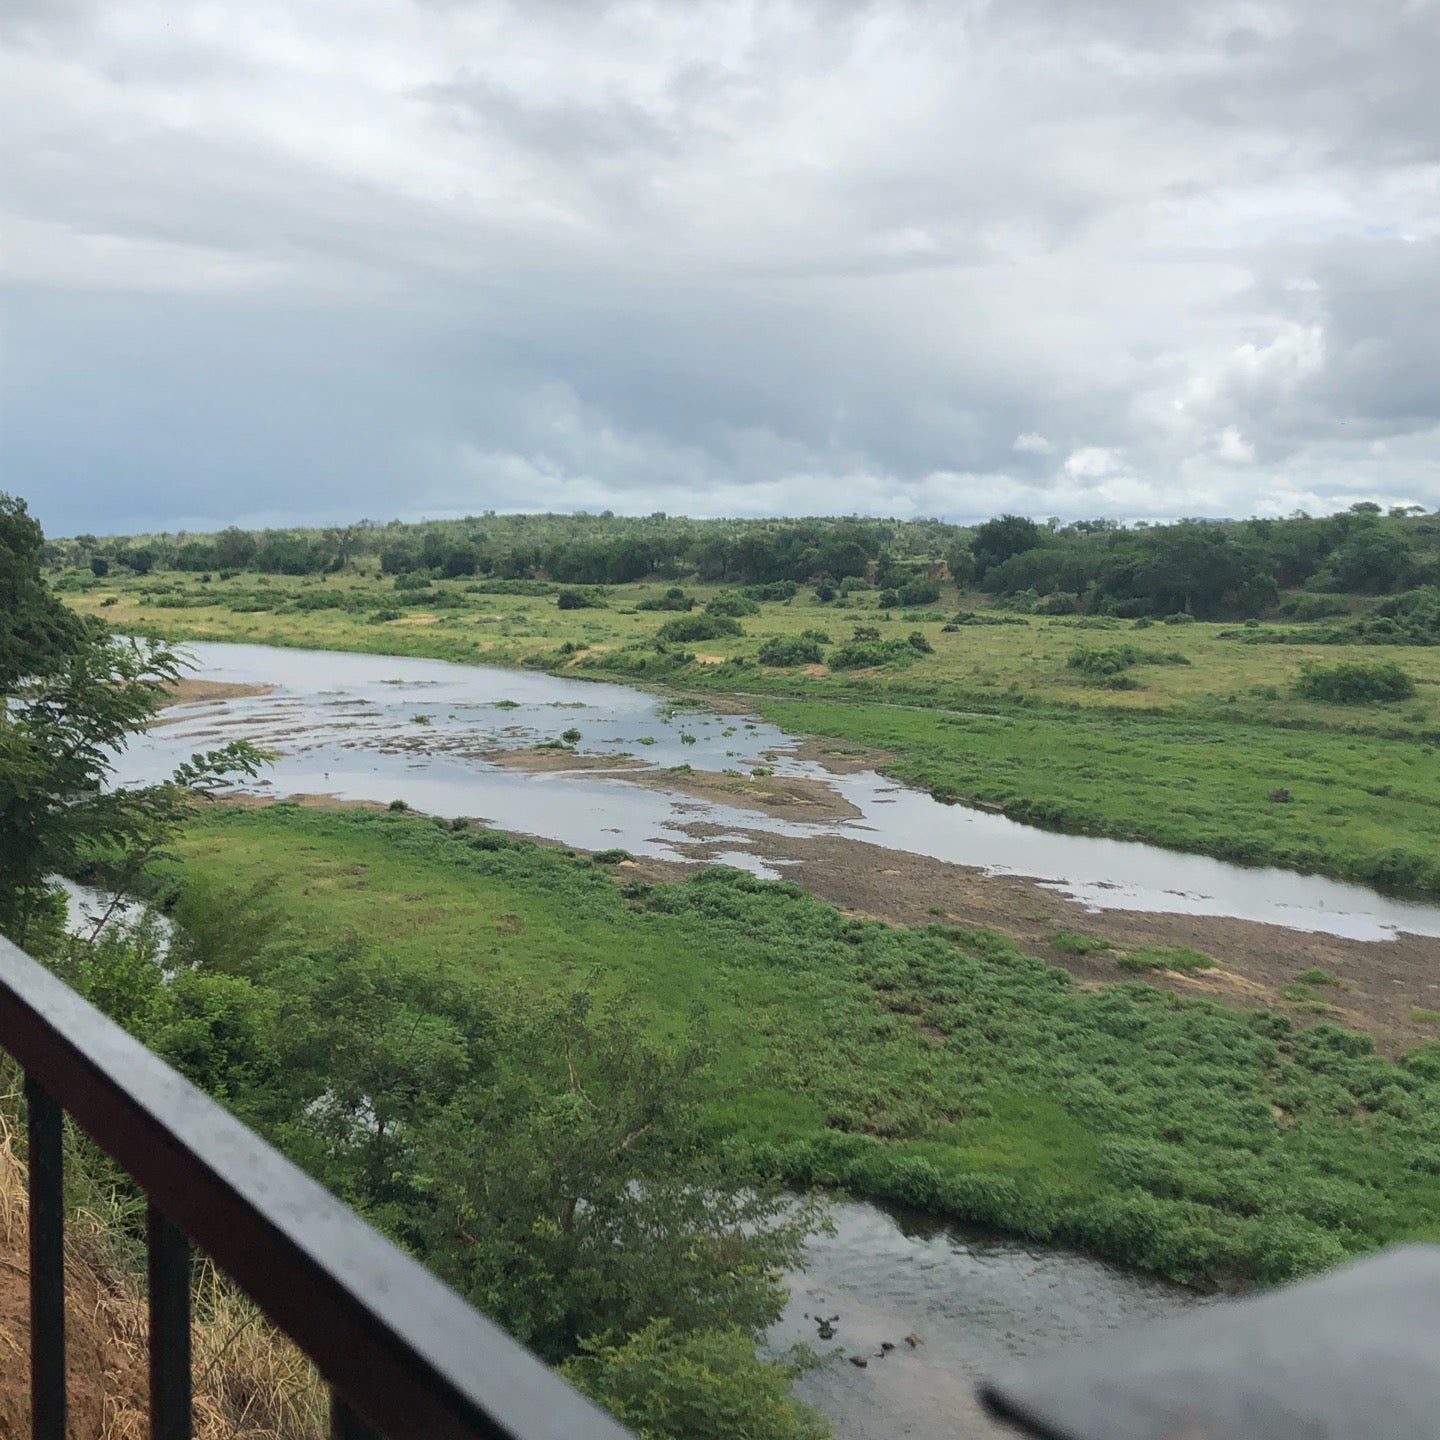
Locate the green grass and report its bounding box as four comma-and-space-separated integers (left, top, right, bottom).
1048, 930, 1115, 955
1115, 945, 1215, 974
61, 568, 1440, 896
159, 805, 1440, 1287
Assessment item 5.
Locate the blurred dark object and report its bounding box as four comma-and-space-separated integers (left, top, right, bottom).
980, 1245, 1440, 1440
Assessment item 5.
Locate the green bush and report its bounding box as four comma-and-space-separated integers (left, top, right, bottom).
1283, 594, 1350, 621
558, 589, 603, 610
656, 613, 743, 644
563, 1322, 829, 1440
637, 587, 696, 613
705, 591, 761, 617
757, 635, 824, 667
1294, 660, 1417, 704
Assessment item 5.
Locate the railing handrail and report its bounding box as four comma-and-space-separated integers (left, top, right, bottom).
0, 934, 633, 1440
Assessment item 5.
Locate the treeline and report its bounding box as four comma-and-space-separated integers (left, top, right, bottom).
51, 502, 1440, 619
958, 505, 1440, 619
50, 513, 959, 588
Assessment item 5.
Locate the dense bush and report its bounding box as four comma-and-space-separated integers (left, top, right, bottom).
829, 638, 917, 669
637, 587, 696, 612
655, 613, 743, 644
704, 590, 761, 617
557, 588, 603, 610
1294, 661, 1418, 704
1282, 594, 1351, 621
742, 581, 799, 602
756, 634, 825, 667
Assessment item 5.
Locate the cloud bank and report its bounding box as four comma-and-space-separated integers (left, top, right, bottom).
3, 0, 1438, 533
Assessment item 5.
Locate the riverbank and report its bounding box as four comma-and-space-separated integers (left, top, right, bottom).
155, 803, 1440, 1288
60, 569, 1440, 899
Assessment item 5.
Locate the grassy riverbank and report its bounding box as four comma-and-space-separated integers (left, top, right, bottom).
62, 568, 1440, 895
160, 804, 1440, 1287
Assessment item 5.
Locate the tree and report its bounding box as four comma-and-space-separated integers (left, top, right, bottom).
971, 514, 1044, 579
1, 494, 89, 689
0, 493, 262, 946
411, 991, 820, 1364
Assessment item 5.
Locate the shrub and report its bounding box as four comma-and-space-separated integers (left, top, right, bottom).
656, 613, 743, 644
756, 635, 824, 667
705, 591, 760, 617
1283, 594, 1350, 621
897, 578, 941, 607
1049, 931, 1114, 955
742, 581, 798, 602
558, 589, 602, 611
1036, 591, 1080, 615
829, 638, 916, 670
1116, 945, 1214, 973
906, 630, 933, 654
637, 587, 695, 613
1294, 661, 1417, 704
393, 573, 431, 592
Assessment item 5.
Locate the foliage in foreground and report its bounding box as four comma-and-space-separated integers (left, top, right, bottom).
159, 808, 1440, 1288
38, 897, 829, 1440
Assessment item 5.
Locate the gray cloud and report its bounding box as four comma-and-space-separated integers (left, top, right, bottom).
2, 0, 1438, 534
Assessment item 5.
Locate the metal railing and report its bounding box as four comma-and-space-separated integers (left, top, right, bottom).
0, 935, 633, 1440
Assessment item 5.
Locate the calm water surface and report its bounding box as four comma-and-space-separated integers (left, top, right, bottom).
766, 1198, 1194, 1439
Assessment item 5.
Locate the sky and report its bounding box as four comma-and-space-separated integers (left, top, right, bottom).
3, 0, 1439, 536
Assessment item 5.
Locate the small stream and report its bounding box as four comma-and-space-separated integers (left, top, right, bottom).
766, 1198, 1194, 1439
112, 641, 1440, 942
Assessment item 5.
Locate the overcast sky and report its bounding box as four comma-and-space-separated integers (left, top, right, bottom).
4, 1, 1438, 535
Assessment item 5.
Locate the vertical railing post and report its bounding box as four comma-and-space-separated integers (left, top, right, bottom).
25, 1074, 65, 1440
331, 1392, 383, 1440
148, 1202, 192, 1440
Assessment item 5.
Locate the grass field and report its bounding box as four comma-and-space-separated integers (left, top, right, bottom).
158, 804, 1440, 1287
62, 567, 1440, 894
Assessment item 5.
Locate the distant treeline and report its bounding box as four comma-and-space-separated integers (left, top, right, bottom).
50, 513, 954, 588
51, 502, 1440, 619
959, 505, 1440, 619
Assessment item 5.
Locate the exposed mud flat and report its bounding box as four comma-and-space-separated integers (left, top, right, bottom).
155, 677, 275, 710
490, 747, 863, 821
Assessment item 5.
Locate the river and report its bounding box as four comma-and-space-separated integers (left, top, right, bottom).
113, 641, 1440, 942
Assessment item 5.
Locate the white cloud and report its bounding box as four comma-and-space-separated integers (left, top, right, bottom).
1216, 426, 1256, 464
3, 0, 1439, 532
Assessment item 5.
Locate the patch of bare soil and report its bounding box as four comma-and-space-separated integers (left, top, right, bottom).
156, 678, 274, 708
217, 792, 393, 814
487, 748, 861, 819
624, 767, 861, 821
485, 747, 647, 775
669, 826, 1440, 1053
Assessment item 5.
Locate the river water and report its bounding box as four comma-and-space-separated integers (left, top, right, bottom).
766, 1199, 1192, 1439
113, 641, 1440, 942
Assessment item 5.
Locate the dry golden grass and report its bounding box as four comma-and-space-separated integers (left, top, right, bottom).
0, 1096, 325, 1440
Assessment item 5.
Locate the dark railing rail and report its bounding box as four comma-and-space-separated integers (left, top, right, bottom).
0, 934, 634, 1440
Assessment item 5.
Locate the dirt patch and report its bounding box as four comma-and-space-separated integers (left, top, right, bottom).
217, 791, 393, 814
156, 678, 275, 708
627, 766, 861, 821
486, 747, 647, 775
